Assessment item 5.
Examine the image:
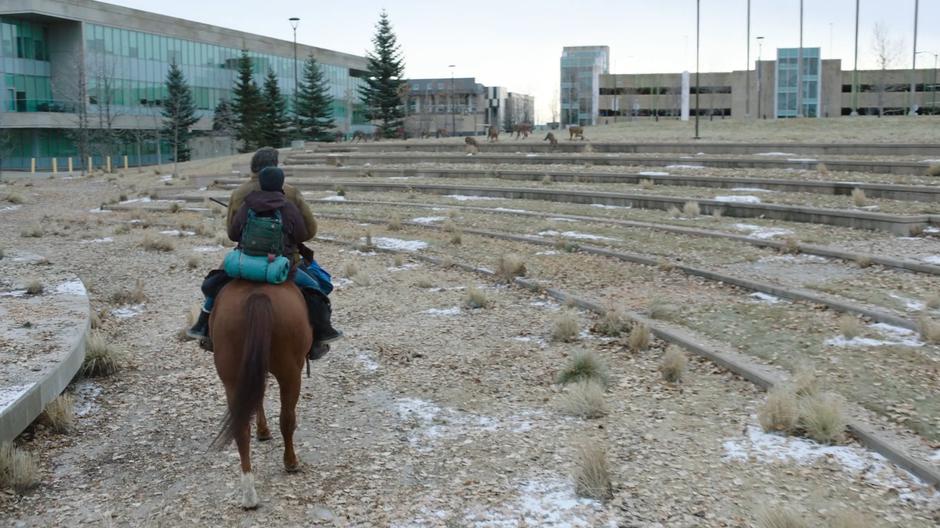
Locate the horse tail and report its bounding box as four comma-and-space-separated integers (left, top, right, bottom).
211, 292, 273, 450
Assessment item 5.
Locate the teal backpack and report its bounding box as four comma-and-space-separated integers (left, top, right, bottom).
222, 209, 291, 284
240, 209, 285, 257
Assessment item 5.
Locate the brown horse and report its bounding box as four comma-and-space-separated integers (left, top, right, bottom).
209, 280, 313, 509
544, 132, 558, 148
568, 126, 585, 140
487, 126, 499, 142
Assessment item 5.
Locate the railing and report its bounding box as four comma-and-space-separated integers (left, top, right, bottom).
4, 99, 79, 113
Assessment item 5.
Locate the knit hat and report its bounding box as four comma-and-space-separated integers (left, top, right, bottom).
251, 147, 279, 174
258, 167, 285, 192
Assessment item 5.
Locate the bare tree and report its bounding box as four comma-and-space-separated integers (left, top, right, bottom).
871, 22, 904, 116
550, 87, 559, 125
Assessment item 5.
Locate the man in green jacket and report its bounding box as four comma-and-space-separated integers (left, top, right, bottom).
187, 147, 342, 353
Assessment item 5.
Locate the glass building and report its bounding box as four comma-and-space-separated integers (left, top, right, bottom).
775, 47, 821, 118
0, 0, 371, 169
560, 46, 609, 127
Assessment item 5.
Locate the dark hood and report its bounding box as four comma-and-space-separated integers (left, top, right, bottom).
243, 190, 287, 213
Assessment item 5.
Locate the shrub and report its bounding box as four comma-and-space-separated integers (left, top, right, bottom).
110, 279, 146, 305
838, 315, 862, 339
541, 174, 554, 185
799, 392, 847, 444
496, 254, 526, 283
415, 277, 435, 289
169, 202, 182, 213
817, 162, 830, 176
791, 366, 819, 397
593, 307, 631, 337
20, 226, 43, 238
187, 255, 200, 269
627, 322, 651, 352
909, 224, 925, 237
387, 215, 402, 231
0, 443, 38, 492
141, 235, 175, 252
41, 394, 75, 433
450, 231, 462, 245
560, 380, 607, 419
781, 237, 800, 254
660, 346, 687, 383
683, 201, 700, 217
551, 310, 580, 342
850, 188, 866, 207
24, 280, 43, 295
639, 178, 655, 190
554, 237, 578, 253
926, 164, 940, 177
755, 506, 809, 528
4, 193, 24, 204
918, 317, 940, 343
855, 255, 872, 268
573, 441, 612, 501
393, 254, 404, 268
758, 385, 799, 434
648, 300, 677, 320
82, 331, 122, 377
442, 219, 458, 233
343, 261, 360, 278
667, 206, 681, 218
463, 284, 490, 309
926, 294, 940, 310
335, 187, 346, 197
711, 208, 724, 219
656, 256, 675, 272
557, 350, 609, 386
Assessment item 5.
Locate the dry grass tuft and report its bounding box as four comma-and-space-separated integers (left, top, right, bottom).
393, 254, 404, 268
909, 224, 924, 237
463, 284, 490, 309
627, 322, 651, 352
660, 346, 687, 383
24, 280, 43, 295
4, 193, 24, 204
110, 279, 146, 305
343, 261, 360, 278
667, 205, 681, 219
838, 315, 863, 339
854, 255, 872, 268
926, 164, 940, 177
559, 380, 607, 419
82, 331, 123, 377
758, 385, 800, 434
557, 350, 609, 386
541, 174, 554, 185
387, 215, 402, 231
450, 230, 462, 245
551, 310, 581, 342
442, 219, 458, 233
593, 306, 631, 337
187, 255, 200, 269
554, 236, 578, 253
711, 207, 724, 219
827, 511, 873, 528
351, 272, 372, 287
683, 200, 700, 217
496, 254, 527, 283
799, 392, 847, 444
925, 294, 940, 310
918, 317, 940, 343
639, 178, 655, 190
169, 202, 182, 213
41, 394, 75, 433
755, 506, 809, 528
573, 441, 612, 501
656, 256, 675, 272
414, 277, 435, 289
20, 225, 43, 238
335, 186, 346, 197
648, 300, 677, 320
781, 237, 800, 254
141, 234, 175, 252
0, 443, 38, 492
791, 366, 820, 397
816, 162, 830, 176
850, 188, 866, 207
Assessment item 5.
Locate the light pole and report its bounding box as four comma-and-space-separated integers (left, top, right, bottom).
916, 50, 938, 113
756, 36, 764, 119
797, 0, 804, 117
745, 0, 751, 118
449, 64, 456, 135
694, 0, 700, 139
289, 17, 300, 137
852, 0, 860, 115
909, 0, 919, 116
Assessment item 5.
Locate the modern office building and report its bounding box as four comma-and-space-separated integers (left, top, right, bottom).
576, 45, 938, 123
560, 46, 609, 127
402, 77, 533, 137
0, 0, 371, 169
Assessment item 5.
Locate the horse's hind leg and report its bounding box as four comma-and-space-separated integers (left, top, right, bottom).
235, 422, 259, 509
278, 374, 302, 473
256, 385, 272, 441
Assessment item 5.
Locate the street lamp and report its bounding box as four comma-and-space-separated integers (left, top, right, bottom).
449, 65, 456, 136
756, 36, 764, 119
909, 0, 920, 116
289, 17, 300, 137
745, 0, 751, 118
852, 0, 860, 115
694, 0, 700, 139
916, 50, 938, 113
796, 0, 804, 117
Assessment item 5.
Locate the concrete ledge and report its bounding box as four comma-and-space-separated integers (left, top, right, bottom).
317, 235, 940, 489
284, 153, 935, 176
0, 270, 90, 443
205, 181, 929, 235
282, 166, 940, 203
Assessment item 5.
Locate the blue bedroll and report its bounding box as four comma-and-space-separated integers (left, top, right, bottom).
223, 249, 290, 284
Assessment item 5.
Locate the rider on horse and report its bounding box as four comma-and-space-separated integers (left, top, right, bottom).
187, 148, 342, 351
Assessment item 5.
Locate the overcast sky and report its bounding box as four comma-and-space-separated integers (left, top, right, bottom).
109, 0, 939, 123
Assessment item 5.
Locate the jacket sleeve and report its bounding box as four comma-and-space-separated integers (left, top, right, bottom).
225, 188, 243, 234
284, 203, 309, 245
286, 185, 316, 240
228, 205, 248, 242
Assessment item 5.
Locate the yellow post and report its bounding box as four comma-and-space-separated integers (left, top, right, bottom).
68, 157, 73, 174
123, 155, 128, 170
52, 158, 58, 174
106, 156, 112, 173
30, 158, 35, 174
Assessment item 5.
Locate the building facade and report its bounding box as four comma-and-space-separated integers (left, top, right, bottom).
402, 77, 532, 137
0, 0, 370, 169
505, 92, 535, 129
584, 46, 938, 123
560, 46, 609, 127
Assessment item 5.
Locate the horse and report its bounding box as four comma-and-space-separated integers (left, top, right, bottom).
513, 124, 532, 139
464, 136, 480, 155
544, 132, 558, 148
351, 130, 368, 143
209, 280, 313, 509
568, 126, 585, 141
487, 126, 499, 142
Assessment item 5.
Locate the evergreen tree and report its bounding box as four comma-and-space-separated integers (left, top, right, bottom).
260, 70, 290, 148
358, 11, 406, 138
296, 55, 335, 140
212, 98, 236, 136
232, 50, 263, 152
162, 62, 199, 162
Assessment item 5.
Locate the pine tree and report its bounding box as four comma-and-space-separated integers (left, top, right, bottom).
212, 99, 236, 136
232, 50, 263, 152
358, 11, 406, 138
260, 70, 290, 148
162, 62, 199, 162
296, 55, 335, 140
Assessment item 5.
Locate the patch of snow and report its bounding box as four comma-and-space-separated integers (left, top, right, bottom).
445, 194, 500, 202
529, 300, 560, 309
354, 352, 380, 373
387, 263, 420, 272
888, 293, 926, 312
388, 176, 412, 180
590, 203, 630, 210
869, 323, 924, 347
638, 171, 669, 176
332, 277, 354, 290
787, 158, 818, 162
111, 304, 144, 319
119, 196, 151, 204
192, 245, 224, 253
54, 280, 86, 296
756, 152, 797, 156
714, 195, 761, 204
825, 323, 923, 348
81, 237, 113, 244
525, 153, 539, 157
159, 230, 195, 237
921, 255, 940, 265
535, 250, 559, 256
0, 384, 33, 413
920, 159, 940, 163
87, 207, 110, 213
423, 306, 461, 316
730, 187, 775, 193
723, 425, 937, 504
372, 237, 429, 252
321, 195, 346, 202
493, 207, 528, 213
665, 164, 704, 169
411, 216, 447, 225
72, 381, 102, 417
732, 223, 793, 239
0, 205, 21, 213
0, 289, 27, 298
758, 254, 828, 264
548, 217, 578, 223
462, 477, 606, 527
538, 230, 619, 241
750, 292, 782, 304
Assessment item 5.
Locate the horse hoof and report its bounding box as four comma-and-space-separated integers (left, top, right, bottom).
284, 462, 302, 474
257, 432, 273, 442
